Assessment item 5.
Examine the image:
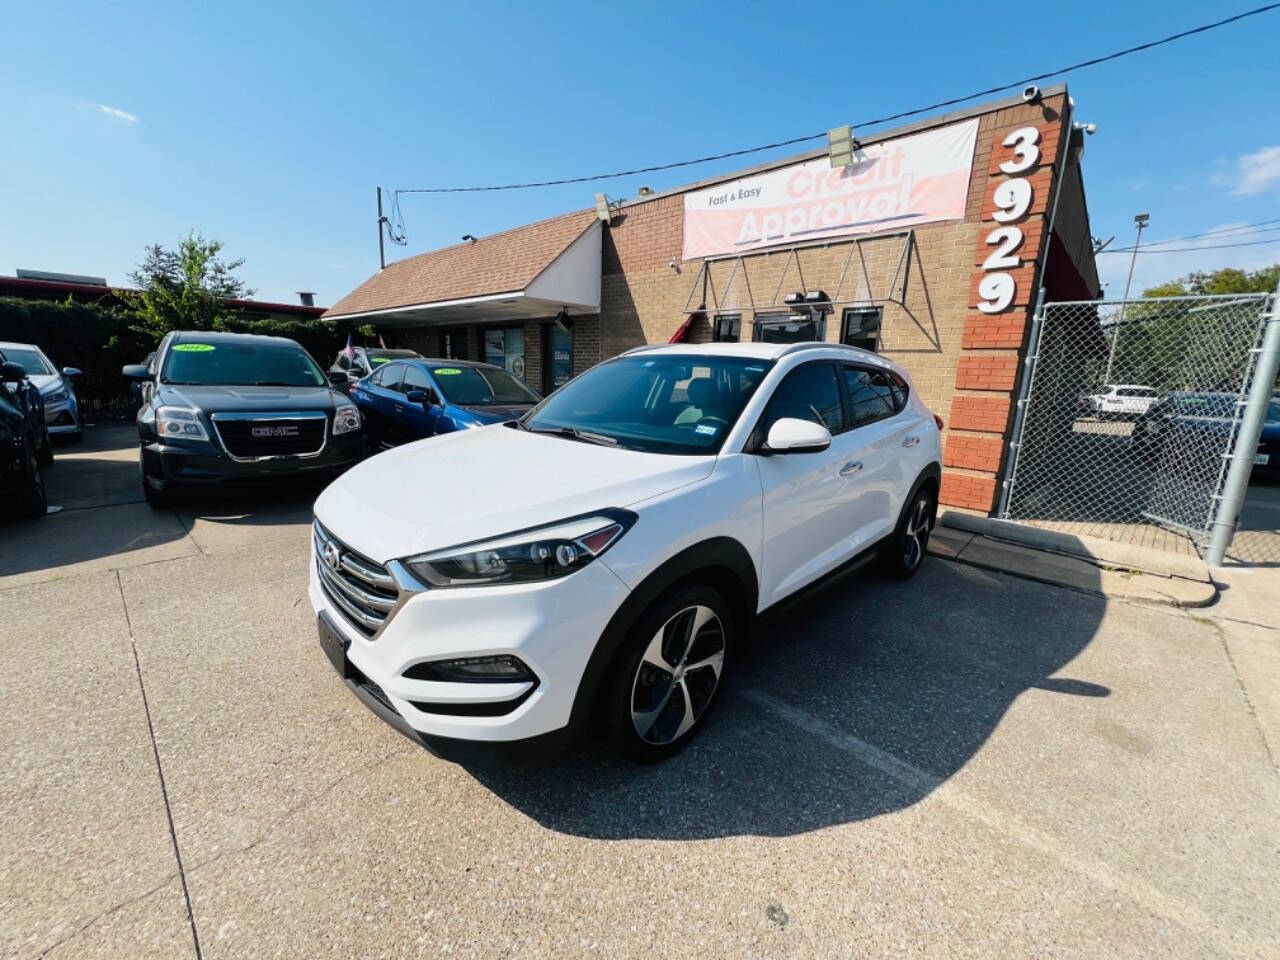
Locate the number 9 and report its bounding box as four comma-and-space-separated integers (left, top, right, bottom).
992, 178, 1032, 223
977, 273, 1016, 314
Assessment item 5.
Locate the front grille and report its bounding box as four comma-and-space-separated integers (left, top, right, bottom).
213, 413, 326, 460
314, 521, 400, 637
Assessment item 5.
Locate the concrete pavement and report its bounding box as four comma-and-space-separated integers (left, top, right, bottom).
2, 424, 1278, 959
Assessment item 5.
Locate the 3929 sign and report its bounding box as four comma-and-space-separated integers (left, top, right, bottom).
977, 126, 1045, 314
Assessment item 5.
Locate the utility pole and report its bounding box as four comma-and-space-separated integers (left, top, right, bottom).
1104, 212, 1149, 383
376, 187, 387, 271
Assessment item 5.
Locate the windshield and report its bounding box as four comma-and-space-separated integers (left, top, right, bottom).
1, 347, 53, 376
431, 365, 539, 405
522, 354, 774, 455
162, 340, 326, 387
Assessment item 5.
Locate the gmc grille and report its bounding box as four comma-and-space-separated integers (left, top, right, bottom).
313, 521, 400, 637
212, 413, 327, 460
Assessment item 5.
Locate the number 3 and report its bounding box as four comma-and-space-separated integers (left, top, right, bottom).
999, 126, 1041, 175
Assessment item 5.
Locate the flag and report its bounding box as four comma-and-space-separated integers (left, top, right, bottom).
343, 332, 356, 360
378, 332, 387, 348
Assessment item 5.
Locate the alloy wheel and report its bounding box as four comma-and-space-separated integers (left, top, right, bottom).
903, 497, 931, 571
630, 604, 726, 745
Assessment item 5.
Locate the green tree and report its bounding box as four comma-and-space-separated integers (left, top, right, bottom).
123, 232, 253, 342
1143, 264, 1279, 298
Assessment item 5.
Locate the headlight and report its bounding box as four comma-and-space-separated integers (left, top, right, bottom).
42, 387, 68, 404
156, 406, 208, 440
405, 510, 636, 587
333, 403, 361, 435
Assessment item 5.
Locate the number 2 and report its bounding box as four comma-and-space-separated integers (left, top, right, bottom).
982, 226, 1023, 270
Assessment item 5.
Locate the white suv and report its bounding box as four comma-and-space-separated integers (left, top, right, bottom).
310, 342, 942, 764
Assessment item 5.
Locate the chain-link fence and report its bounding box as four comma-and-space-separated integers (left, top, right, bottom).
1002, 293, 1274, 556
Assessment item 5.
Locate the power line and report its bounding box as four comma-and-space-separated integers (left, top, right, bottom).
393, 4, 1279, 195
1099, 237, 1280, 254
1120, 218, 1280, 249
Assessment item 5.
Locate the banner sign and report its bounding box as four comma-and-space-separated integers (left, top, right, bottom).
682, 118, 979, 260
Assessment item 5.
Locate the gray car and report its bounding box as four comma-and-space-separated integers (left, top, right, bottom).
0, 341, 83, 440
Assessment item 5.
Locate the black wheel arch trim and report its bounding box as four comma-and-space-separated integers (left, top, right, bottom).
566, 536, 759, 740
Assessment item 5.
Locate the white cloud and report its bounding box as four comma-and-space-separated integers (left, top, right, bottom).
1213, 146, 1280, 196
97, 103, 139, 124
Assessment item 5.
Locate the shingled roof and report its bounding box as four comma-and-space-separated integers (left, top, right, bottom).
324, 208, 597, 319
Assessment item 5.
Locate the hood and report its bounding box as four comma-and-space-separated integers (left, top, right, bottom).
28, 373, 63, 395
157, 383, 345, 413
456, 402, 535, 423
315, 425, 714, 562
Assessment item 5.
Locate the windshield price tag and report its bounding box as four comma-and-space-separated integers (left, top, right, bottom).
433, 368, 462, 375
172, 343, 215, 352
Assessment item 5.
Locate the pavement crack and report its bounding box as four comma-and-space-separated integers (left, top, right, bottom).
1201, 615, 1280, 779
115, 570, 204, 960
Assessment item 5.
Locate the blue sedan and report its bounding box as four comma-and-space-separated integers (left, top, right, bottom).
352, 358, 542, 450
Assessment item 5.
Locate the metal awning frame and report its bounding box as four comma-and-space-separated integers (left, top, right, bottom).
682, 230, 916, 316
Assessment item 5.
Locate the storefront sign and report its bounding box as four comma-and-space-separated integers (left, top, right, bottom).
682, 118, 979, 260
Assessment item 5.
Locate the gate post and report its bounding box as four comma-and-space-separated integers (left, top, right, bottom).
1205, 282, 1280, 565
996, 288, 1047, 518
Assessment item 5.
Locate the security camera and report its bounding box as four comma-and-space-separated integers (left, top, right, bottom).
1021, 84, 1041, 103
1079, 122, 1098, 135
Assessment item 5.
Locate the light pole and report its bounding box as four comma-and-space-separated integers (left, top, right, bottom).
1104, 212, 1149, 383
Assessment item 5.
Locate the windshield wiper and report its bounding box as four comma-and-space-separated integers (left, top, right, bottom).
527, 425, 618, 447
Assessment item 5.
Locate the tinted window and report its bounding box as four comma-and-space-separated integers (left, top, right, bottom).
402, 365, 433, 393
844, 366, 903, 426
430, 365, 540, 405
754, 313, 822, 344
523, 355, 772, 455
162, 340, 325, 387
762, 363, 843, 434
373, 363, 403, 390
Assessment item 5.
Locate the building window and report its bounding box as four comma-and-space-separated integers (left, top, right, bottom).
713, 314, 741, 342
482, 326, 527, 382
841, 306, 883, 352
542, 322, 573, 393
752, 309, 825, 344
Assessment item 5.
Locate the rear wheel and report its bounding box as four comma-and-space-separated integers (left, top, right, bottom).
881, 486, 935, 579
606, 584, 734, 764
15, 435, 47, 518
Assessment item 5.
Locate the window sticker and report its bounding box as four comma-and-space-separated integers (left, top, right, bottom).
172, 343, 215, 352
369, 356, 390, 365
433, 367, 462, 375
695, 423, 718, 435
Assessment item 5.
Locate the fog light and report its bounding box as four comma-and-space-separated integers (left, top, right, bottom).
403, 655, 535, 683
555, 544, 577, 566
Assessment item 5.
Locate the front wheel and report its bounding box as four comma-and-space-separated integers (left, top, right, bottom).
881, 486, 935, 579
15, 436, 47, 518
606, 584, 734, 764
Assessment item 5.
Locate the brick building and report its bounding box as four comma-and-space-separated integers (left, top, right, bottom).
325, 85, 1099, 515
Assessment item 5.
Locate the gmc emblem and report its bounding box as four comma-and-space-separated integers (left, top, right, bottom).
252, 425, 300, 438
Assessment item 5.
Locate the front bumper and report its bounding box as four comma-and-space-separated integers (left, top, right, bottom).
44, 396, 80, 434
308, 541, 631, 759
142, 432, 365, 486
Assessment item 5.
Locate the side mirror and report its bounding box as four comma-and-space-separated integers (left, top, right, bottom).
762, 417, 832, 454
122, 364, 151, 381
328, 371, 349, 386
1, 361, 26, 383
62, 366, 83, 379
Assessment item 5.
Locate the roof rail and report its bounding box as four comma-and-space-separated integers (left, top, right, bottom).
776, 341, 864, 358
620, 344, 666, 356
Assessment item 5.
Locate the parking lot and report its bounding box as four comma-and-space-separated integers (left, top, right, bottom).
3, 424, 1279, 959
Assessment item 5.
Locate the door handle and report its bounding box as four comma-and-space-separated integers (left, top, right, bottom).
902, 436, 920, 447
839, 461, 863, 476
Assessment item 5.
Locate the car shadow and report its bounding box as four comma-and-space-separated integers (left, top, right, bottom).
469, 555, 1107, 840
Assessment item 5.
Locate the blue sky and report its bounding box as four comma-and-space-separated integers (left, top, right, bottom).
2, 0, 1278, 306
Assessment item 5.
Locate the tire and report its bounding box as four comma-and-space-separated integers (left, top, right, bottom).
15, 435, 47, 519
139, 444, 176, 507
37, 425, 54, 467
605, 583, 734, 764
881, 485, 935, 580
